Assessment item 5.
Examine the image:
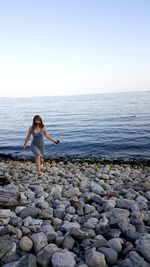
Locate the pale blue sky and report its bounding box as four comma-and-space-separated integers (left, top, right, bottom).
0, 0, 150, 97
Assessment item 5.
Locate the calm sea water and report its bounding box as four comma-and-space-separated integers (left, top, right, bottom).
0, 91, 150, 162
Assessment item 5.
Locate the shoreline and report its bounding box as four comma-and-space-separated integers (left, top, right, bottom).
0, 159, 150, 266
1, 155, 150, 167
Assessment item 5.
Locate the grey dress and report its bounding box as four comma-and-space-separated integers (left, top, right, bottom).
31, 128, 45, 156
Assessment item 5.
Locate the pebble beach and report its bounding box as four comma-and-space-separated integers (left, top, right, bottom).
0, 158, 150, 267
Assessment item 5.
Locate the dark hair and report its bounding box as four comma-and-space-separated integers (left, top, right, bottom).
32, 115, 44, 129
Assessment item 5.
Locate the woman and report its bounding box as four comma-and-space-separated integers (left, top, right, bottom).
23, 115, 60, 174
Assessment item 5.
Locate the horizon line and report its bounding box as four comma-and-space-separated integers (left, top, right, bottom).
0, 89, 149, 99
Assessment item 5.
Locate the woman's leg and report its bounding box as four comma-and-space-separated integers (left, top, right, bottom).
36, 156, 41, 173
40, 156, 44, 170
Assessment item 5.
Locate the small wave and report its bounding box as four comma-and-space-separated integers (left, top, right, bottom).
118, 115, 136, 120
1, 152, 150, 166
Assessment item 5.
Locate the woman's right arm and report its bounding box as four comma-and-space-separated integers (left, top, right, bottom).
23, 127, 32, 148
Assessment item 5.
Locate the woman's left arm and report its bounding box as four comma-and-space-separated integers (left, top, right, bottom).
43, 126, 60, 144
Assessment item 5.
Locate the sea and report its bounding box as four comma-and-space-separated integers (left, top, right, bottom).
0, 91, 150, 163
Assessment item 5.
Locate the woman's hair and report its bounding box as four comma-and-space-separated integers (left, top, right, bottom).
32, 115, 44, 129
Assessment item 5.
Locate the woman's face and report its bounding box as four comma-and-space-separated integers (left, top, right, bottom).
35, 119, 41, 126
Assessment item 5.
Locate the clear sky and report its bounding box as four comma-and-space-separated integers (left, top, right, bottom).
0, 0, 150, 97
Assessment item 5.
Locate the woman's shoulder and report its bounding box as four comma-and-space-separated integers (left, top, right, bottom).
42, 125, 46, 131
29, 126, 33, 132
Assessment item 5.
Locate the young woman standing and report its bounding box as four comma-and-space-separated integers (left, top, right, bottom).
23, 115, 60, 174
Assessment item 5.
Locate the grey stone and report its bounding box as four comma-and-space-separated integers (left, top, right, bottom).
50, 185, 63, 199
51, 251, 76, 267
107, 208, 130, 222
144, 191, 150, 200
61, 221, 80, 232
85, 247, 108, 267
23, 216, 32, 227
2, 261, 19, 267
1, 242, 19, 264
122, 242, 134, 258
136, 195, 148, 204
83, 217, 98, 229
21, 226, 31, 235
105, 199, 116, 211
80, 179, 90, 192
77, 207, 84, 216
0, 209, 12, 219
84, 211, 100, 221
136, 233, 150, 263
37, 244, 58, 267
10, 217, 22, 228
98, 247, 118, 265
54, 208, 65, 219
0, 187, 20, 207
143, 182, 150, 191
108, 238, 122, 253
116, 198, 135, 209
30, 218, 43, 226
19, 236, 33, 252
67, 206, 76, 214
55, 237, 64, 247
42, 224, 57, 242
19, 207, 40, 219
84, 204, 95, 214
52, 217, 62, 229
62, 235, 75, 249
18, 254, 37, 267
92, 235, 109, 248
96, 216, 110, 234
118, 222, 139, 241
39, 208, 53, 219
5, 224, 17, 235
77, 264, 88, 267
91, 182, 104, 195
31, 232, 48, 253
106, 228, 121, 239
101, 174, 109, 180
69, 228, 88, 239
122, 251, 150, 267
0, 240, 14, 258
0, 217, 10, 225
37, 201, 49, 209
15, 206, 25, 214
63, 188, 81, 198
